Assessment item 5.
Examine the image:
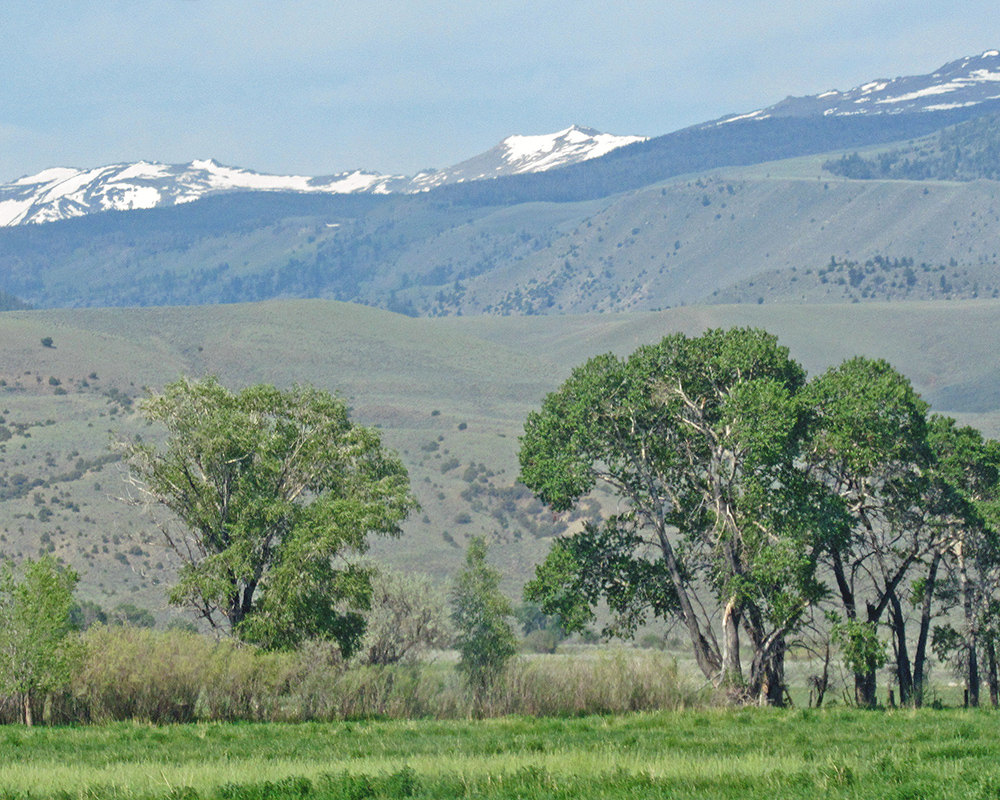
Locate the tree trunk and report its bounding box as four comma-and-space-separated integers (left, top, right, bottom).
968, 639, 981, 707
888, 591, 913, 705
985, 637, 999, 707
762, 637, 786, 707
722, 598, 743, 692
23, 692, 33, 727
957, 538, 981, 707
654, 527, 721, 681
810, 643, 831, 708
912, 550, 940, 708
855, 668, 877, 708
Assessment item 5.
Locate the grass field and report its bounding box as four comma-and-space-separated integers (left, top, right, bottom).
3, 709, 1000, 798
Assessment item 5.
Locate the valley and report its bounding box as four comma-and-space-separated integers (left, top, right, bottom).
2, 298, 999, 618
4, 47, 1000, 636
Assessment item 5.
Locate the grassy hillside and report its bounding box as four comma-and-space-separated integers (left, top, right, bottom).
2, 298, 1000, 621
5, 106, 1000, 316
9, 168, 1000, 318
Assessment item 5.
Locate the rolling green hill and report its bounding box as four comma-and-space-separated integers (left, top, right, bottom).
2, 298, 1000, 621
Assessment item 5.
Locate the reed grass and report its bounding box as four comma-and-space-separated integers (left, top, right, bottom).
0, 629, 702, 726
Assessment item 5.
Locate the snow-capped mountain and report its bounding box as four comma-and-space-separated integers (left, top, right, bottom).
714, 49, 1000, 125
0, 160, 404, 227
0, 126, 645, 227
407, 126, 647, 190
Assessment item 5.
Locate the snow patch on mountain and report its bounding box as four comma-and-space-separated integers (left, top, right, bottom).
0, 159, 406, 226
0, 125, 644, 226
502, 126, 645, 169
407, 125, 646, 191
713, 50, 1000, 125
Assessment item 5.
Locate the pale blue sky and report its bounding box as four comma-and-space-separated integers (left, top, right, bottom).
2, 1, 998, 181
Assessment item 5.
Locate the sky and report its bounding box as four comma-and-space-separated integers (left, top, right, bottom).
3, 1, 1000, 182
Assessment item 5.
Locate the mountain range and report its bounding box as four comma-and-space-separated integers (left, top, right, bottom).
4, 50, 1000, 316
711, 49, 1000, 122
6, 50, 1000, 231
0, 126, 645, 227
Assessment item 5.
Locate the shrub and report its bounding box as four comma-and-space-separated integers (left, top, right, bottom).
357, 570, 452, 666
451, 538, 517, 711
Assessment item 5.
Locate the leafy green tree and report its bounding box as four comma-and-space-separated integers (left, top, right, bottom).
120, 376, 417, 654
802, 356, 940, 707
924, 416, 1000, 707
0, 556, 82, 725
450, 537, 516, 710
520, 328, 833, 704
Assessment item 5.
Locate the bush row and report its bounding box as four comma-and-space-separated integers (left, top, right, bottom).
0, 627, 702, 725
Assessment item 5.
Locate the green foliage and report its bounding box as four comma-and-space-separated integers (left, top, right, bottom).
519, 327, 828, 700
71, 625, 294, 723
831, 619, 887, 675
121, 376, 417, 654
0, 555, 82, 724
450, 537, 516, 706
357, 569, 453, 666
524, 522, 676, 639
5, 625, 697, 724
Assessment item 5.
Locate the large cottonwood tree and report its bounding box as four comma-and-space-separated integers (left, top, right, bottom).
802, 357, 947, 707
121, 376, 417, 654
520, 328, 835, 704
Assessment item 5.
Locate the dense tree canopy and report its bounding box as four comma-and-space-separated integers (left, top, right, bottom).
520, 328, 836, 703
520, 328, 1000, 707
121, 376, 417, 654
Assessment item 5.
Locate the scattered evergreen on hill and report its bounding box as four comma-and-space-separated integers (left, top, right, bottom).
707, 255, 1000, 305
824, 111, 1000, 181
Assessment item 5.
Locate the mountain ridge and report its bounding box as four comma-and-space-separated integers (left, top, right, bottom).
712, 49, 1000, 124
0, 126, 644, 227
8, 49, 1000, 228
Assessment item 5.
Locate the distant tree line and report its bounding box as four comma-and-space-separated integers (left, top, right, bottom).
824, 110, 1000, 182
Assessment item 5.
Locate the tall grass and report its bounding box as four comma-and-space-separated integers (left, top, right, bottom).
3, 708, 1000, 799
496, 650, 698, 716
0, 628, 702, 725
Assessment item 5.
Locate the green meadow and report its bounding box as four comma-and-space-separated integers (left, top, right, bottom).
3, 709, 1000, 799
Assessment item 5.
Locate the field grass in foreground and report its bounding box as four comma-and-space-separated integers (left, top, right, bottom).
4, 709, 1000, 799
